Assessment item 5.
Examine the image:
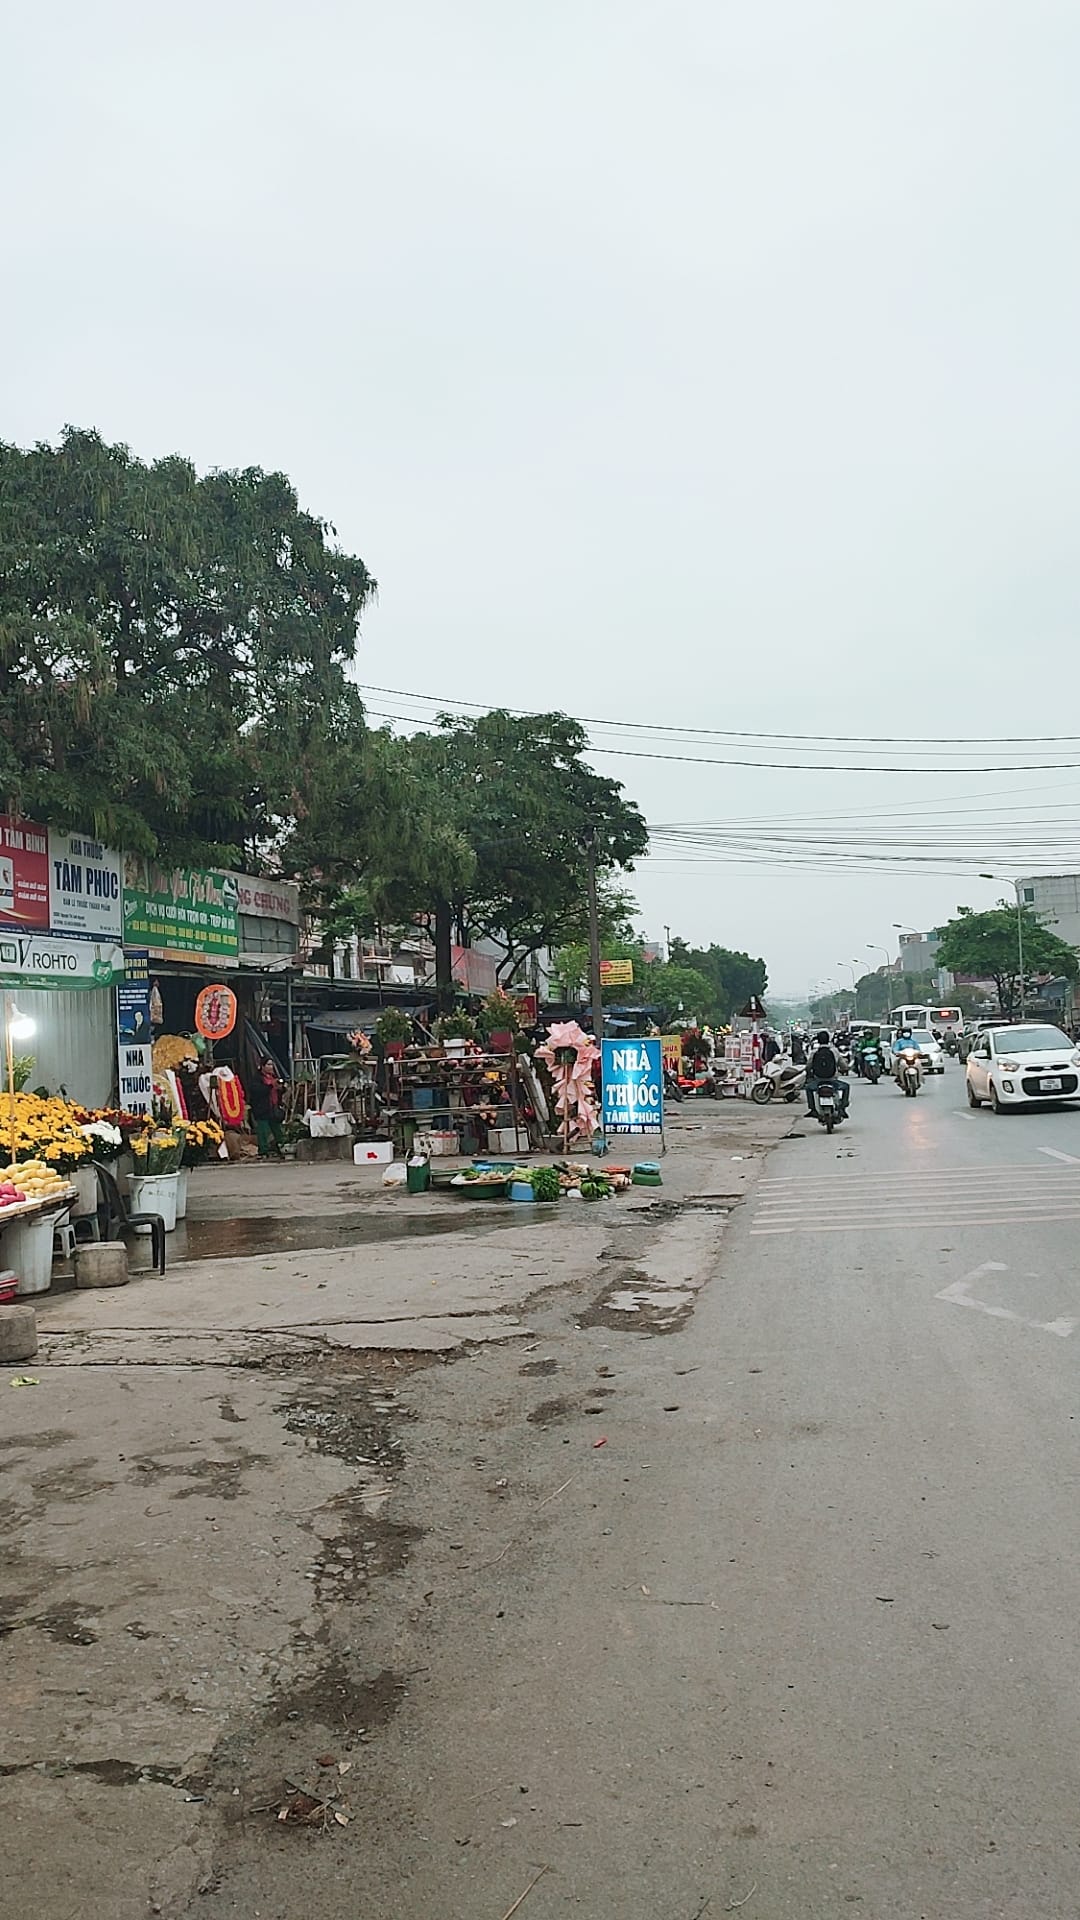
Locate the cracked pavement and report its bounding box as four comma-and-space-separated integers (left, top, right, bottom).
0, 1103, 788, 1919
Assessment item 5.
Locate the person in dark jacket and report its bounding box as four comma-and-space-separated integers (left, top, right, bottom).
805, 1030, 849, 1119
248, 1062, 286, 1158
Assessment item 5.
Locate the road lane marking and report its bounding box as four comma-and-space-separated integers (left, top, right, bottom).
751, 1210, 1080, 1234
1038, 1146, 1080, 1165
935, 1263, 1077, 1338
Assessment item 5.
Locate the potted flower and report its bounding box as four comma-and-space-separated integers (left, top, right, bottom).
129, 1125, 186, 1232
436, 1011, 477, 1057
375, 1008, 412, 1058
478, 990, 522, 1053
75, 1117, 123, 1216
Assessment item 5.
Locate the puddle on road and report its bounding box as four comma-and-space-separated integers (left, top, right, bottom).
173, 1207, 553, 1262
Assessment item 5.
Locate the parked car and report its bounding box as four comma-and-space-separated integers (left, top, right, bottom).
965, 1024, 1080, 1111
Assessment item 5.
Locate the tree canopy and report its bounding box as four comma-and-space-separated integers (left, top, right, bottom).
0, 426, 375, 862
391, 711, 648, 993
936, 904, 1079, 1017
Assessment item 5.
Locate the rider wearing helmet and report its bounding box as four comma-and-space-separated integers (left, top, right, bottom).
805, 1030, 850, 1118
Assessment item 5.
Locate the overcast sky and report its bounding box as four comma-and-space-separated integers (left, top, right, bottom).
7, 1, 1080, 997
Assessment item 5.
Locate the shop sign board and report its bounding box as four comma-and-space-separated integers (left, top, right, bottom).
599, 959, 634, 987
601, 1037, 663, 1136
227, 873, 300, 924
0, 930, 125, 992
48, 828, 123, 941
124, 861, 239, 963
116, 950, 154, 1112
0, 815, 49, 931
661, 1033, 682, 1077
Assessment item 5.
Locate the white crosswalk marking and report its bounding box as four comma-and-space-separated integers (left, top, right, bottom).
751, 1163, 1080, 1234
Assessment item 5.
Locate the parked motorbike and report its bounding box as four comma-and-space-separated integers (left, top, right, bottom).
751, 1055, 807, 1105
896, 1046, 922, 1096
811, 1079, 846, 1133
662, 1067, 684, 1104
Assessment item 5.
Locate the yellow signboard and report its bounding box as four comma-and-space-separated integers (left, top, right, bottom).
599, 959, 634, 986
661, 1033, 682, 1075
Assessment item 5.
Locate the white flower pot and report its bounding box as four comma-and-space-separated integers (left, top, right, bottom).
175, 1167, 189, 1220
129, 1171, 179, 1232
444, 1037, 467, 1056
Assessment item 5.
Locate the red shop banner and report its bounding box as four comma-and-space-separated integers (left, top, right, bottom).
0, 815, 49, 931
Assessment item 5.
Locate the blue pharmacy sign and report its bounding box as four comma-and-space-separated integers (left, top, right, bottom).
601, 1037, 663, 1137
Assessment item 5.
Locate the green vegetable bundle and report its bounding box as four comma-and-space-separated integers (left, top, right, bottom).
530, 1166, 561, 1203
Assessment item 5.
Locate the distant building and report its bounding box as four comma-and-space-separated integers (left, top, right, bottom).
1016, 874, 1080, 952
897, 929, 952, 990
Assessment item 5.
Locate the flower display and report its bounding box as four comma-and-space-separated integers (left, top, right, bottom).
182, 1118, 225, 1165
346, 1029, 373, 1056
80, 1120, 123, 1161
131, 1125, 186, 1176
0, 1092, 95, 1171
535, 1021, 600, 1146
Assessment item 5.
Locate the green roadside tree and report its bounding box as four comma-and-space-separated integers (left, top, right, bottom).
0, 426, 375, 862
395, 712, 648, 1001
936, 905, 1079, 1018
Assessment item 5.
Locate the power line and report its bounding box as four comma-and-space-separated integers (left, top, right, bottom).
358, 682, 1080, 751
362, 709, 1080, 778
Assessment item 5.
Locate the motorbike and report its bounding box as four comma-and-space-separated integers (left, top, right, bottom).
895, 1046, 922, 1096
751, 1055, 807, 1105
811, 1079, 846, 1133
862, 1052, 882, 1084
662, 1067, 684, 1104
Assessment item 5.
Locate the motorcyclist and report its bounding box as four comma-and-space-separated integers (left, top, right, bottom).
854, 1027, 883, 1077
805, 1030, 850, 1119
891, 1026, 922, 1085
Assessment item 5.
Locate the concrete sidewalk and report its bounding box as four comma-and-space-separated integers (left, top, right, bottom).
1, 1099, 791, 1920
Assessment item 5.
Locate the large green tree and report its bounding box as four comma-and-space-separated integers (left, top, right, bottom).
396, 711, 648, 999
0, 426, 375, 862
936, 904, 1079, 1017
669, 939, 767, 1022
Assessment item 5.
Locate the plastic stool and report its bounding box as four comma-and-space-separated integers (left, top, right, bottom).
73, 1214, 101, 1244
53, 1222, 77, 1260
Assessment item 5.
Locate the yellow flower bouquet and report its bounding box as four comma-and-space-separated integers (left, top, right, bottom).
0, 1092, 94, 1173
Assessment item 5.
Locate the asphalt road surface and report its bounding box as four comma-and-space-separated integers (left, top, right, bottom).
195, 1069, 1080, 1920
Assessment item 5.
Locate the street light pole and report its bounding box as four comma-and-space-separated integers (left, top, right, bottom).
837, 960, 859, 1017
867, 944, 893, 1017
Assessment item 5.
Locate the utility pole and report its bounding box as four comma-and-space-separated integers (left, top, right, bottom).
585, 828, 604, 1049
1014, 880, 1027, 1019
978, 876, 1027, 1019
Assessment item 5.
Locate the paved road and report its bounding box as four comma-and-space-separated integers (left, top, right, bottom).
194, 1071, 1080, 1919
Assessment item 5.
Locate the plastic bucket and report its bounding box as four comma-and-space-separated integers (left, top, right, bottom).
175, 1168, 189, 1221
129, 1172, 179, 1233
6, 1217, 55, 1295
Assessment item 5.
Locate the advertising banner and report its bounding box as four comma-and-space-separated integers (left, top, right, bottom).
48, 828, 123, 941
116, 950, 154, 1112
0, 930, 125, 992
601, 1037, 663, 1136
0, 815, 49, 931
599, 959, 634, 987
124, 862, 239, 963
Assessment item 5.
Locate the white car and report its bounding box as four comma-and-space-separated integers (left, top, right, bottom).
965, 1024, 1080, 1112
908, 1030, 945, 1074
